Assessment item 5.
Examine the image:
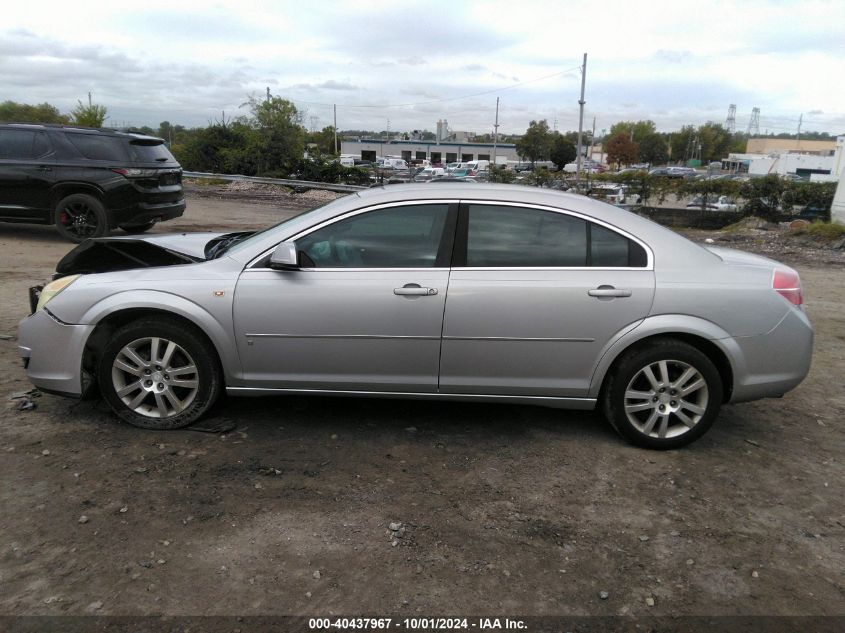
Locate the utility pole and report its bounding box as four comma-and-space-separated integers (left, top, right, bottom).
88, 91, 92, 107
492, 97, 500, 168
797, 113, 803, 148
575, 53, 587, 186
587, 116, 596, 190
333, 104, 338, 155
266, 87, 271, 103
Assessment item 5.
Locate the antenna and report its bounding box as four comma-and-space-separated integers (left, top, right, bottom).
725, 104, 736, 133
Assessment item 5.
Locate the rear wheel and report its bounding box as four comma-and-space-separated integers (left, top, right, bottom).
98, 318, 222, 429
602, 339, 723, 449
55, 193, 109, 242
119, 221, 156, 234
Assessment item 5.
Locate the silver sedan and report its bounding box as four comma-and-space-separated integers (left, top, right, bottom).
18, 184, 813, 449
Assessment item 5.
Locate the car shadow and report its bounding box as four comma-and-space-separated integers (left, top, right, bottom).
205, 393, 620, 445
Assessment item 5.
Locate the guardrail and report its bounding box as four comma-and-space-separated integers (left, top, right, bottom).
182, 171, 368, 193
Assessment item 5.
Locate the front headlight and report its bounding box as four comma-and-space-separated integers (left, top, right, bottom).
36, 275, 80, 312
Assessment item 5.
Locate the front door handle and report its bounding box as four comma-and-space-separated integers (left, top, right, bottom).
37, 165, 52, 172
394, 285, 438, 296
588, 286, 632, 298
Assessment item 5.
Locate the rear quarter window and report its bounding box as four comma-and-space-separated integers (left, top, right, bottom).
65, 133, 129, 161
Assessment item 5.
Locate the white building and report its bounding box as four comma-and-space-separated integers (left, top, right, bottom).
723, 136, 844, 181
340, 138, 520, 165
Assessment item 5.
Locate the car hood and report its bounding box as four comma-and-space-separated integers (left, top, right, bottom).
55, 232, 226, 276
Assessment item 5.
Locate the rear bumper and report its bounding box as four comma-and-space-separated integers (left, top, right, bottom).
110, 198, 186, 227
18, 309, 93, 397
729, 307, 813, 403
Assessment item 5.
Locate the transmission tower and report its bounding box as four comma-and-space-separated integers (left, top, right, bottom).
725, 104, 736, 133
746, 107, 760, 136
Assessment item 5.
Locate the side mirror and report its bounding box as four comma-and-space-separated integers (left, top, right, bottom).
269, 242, 299, 270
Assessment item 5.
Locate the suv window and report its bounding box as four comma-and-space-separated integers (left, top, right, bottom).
128, 141, 175, 163
464, 204, 648, 268
297, 204, 449, 268
0, 129, 50, 159
65, 133, 129, 161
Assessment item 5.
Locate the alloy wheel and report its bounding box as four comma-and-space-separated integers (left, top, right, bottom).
60, 201, 102, 240
623, 359, 709, 439
111, 337, 199, 419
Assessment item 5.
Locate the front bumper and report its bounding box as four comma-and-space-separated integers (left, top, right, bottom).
18, 309, 94, 397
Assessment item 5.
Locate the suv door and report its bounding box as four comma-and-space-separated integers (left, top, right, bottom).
439, 202, 655, 398
233, 202, 457, 392
0, 129, 55, 221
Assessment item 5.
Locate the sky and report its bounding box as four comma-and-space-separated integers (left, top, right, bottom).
2, 0, 844, 136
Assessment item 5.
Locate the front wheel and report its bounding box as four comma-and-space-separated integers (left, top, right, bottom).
98, 318, 222, 429
602, 339, 723, 449
55, 193, 109, 242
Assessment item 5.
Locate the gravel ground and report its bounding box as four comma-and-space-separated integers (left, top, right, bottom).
0, 191, 843, 621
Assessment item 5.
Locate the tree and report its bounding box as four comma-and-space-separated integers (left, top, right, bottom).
608, 120, 657, 146
515, 119, 553, 164
550, 133, 576, 169
638, 133, 668, 165
605, 132, 639, 168
243, 94, 306, 175
305, 126, 338, 156
0, 100, 69, 124
71, 98, 108, 127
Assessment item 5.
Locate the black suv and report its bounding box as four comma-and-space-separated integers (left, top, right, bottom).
0, 123, 186, 242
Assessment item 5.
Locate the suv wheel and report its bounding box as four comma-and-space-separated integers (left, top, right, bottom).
119, 221, 156, 234
98, 318, 222, 429
603, 339, 723, 449
55, 194, 109, 242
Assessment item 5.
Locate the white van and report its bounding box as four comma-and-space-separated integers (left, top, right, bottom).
467, 160, 490, 172
338, 155, 355, 168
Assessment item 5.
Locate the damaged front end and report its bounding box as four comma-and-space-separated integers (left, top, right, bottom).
53, 238, 201, 278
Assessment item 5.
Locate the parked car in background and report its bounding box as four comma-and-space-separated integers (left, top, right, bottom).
686, 195, 739, 212
0, 123, 185, 242
20, 183, 812, 449
414, 167, 446, 181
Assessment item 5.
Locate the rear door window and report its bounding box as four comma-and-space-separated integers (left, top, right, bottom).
462, 204, 648, 268
465, 204, 588, 267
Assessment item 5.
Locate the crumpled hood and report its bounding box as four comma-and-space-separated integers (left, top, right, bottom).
55, 232, 226, 276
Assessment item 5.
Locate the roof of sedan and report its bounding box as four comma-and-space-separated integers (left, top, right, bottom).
352, 182, 633, 223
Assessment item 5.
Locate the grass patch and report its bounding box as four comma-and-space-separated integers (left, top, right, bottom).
806, 221, 845, 240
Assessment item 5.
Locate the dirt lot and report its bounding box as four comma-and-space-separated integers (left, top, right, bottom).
0, 187, 843, 622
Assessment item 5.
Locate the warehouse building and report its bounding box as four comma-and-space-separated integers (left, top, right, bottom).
340, 138, 520, 164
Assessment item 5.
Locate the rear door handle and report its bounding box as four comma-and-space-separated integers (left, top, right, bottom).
394, 286, 438, 296
37, 165, 52, 172
588, 286, 632, 298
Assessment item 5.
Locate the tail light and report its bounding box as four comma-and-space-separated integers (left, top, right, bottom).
112, 168, 159, 177
773, 269, 803, 306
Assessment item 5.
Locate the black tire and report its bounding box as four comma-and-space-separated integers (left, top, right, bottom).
55, 193, 109, 242
602, 339, 723, 449
98, 317, 222, 430
119, 221, 156, 234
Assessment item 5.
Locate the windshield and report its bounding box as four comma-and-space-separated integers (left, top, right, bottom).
224, 199, 344, 256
